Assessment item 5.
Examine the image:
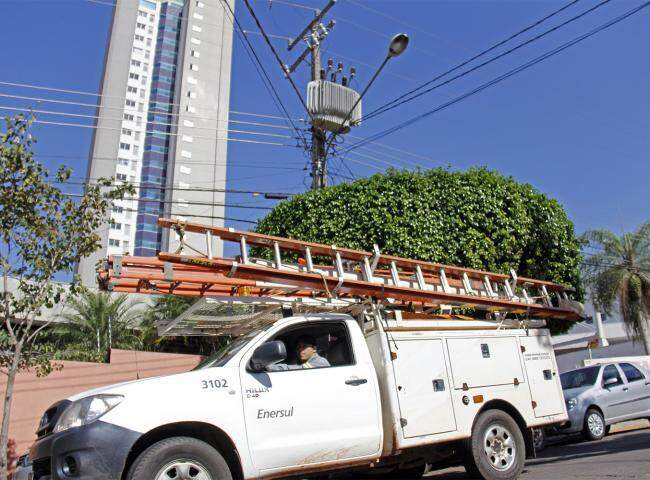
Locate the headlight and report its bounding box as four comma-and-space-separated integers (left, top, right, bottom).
566, 398, 578, 411
54, 395, 123, 433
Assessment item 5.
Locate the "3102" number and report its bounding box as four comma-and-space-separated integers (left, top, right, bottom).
201, 379, 228, 389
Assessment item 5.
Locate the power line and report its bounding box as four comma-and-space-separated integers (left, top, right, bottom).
0, 80, 306, 124
342, 2, 650, 155
364, 0, 607, 122
240, 0, 312, 118
26, 118, 297, 147
0, 105, 294, 141
217, 0, 310, 151
54, 179, 296, 197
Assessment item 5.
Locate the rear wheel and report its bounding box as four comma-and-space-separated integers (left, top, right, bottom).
463, 409, 525, 480
532, 428, 546, 452
126, 437, 232, 480
582, 409, 605, 441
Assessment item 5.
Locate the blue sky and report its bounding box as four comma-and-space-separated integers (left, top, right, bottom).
0, 0, 648, 240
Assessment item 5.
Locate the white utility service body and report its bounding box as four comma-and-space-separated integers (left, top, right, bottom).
30, 311, 568, 480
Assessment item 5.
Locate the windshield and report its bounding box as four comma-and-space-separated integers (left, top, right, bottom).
561, 366, 600, 389
194, 323, 273, 370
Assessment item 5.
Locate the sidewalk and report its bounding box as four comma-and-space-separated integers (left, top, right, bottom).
610, 419, 649, 434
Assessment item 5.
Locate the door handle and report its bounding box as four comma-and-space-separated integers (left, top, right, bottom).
345, 377, 368, 386
623, 387, 629, 392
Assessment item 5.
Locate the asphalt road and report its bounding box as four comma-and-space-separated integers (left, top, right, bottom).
426, 426, 650, 480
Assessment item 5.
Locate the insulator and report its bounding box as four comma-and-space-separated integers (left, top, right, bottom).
342, 76, 348, 86
337, 62, 343, 72
320, 69, 325, 80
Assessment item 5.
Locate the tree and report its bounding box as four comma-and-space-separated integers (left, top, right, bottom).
256, 168, 583, 334
54, 290, 143, 361
582, 222, 650, 354
0, 114, 133, 479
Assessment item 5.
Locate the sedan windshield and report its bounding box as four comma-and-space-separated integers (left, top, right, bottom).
561, 366, 600, 389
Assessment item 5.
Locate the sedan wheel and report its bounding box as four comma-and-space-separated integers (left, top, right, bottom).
583, 409, 605, 441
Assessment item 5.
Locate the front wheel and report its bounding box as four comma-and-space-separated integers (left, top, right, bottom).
463, 410, 525, 480
582, 409, 605, 441
126, 436, 232, 480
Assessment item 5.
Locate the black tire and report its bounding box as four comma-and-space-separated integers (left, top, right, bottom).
463, 410, 526, 480
126, 436, 232, 480
532, 428, 546, 452
582, 409, 606, 441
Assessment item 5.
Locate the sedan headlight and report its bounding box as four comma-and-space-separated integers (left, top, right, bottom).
566, 397, 578, 411
54, 395, 123, 433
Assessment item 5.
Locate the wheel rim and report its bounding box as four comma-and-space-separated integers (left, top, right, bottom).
155, 459, 213, 480
483, 423, 517, 472
587, 412, 604, 437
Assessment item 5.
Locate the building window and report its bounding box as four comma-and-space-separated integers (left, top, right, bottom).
129, 73, 140, 81
123, 240, 130, 252
133, 46, 143, 55
191, 37, 201, 45
123, 113, 134, 121
183, 119, 194, 127
119, 142, 131, 151
113, 205, 124, 214
109, 239, 120, 247
127, 86, 138, 94
138, 103, 144, 112
192, 25, 202, 33
179, 165, 192, 174
146, 38, 152, 47
134, 132, 141, 141
125, 99, 136, 107
122, 128, 133, 136
191, 50, 200, 58
136, 116, 143, 126
116, 173, 127, 181
190, 64, 199, 71
196, 1, 205, 7
186, 105, 196, 113
187, 76, 198, 85
135, 34, 145, 42
137, 22, 146, 29
141, 75, 148, 85
193, 12, 204, 20
182, 135, 193, 143
131, 59, 141, 67
133, 145, 140, 155
117, 158, 129, 166
181, 150, 192, 159
110, 221, 122, 230
144, 51, 150, 59
187, 91, 197, 99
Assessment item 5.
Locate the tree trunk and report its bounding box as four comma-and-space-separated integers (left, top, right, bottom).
0, 342, 22, 480
641, 316, 650, 356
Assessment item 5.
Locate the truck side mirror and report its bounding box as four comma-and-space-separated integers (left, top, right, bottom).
604, 377, 618, 387
250, 340, 287, 372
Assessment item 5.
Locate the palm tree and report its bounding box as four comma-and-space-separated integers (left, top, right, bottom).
55, 290, 143, 360
582, 221, 650, 354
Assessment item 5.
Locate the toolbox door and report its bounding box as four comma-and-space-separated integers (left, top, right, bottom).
392, 339, 457, 438
520, 335, 565, 418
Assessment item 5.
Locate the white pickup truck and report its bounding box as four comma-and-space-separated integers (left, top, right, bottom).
30, 310, 567, 480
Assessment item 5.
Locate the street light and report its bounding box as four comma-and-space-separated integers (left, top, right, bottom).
388, 33, 410, 58
317, 33, 410, 188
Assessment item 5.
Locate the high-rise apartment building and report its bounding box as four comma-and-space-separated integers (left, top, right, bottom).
78, 0, 234, 286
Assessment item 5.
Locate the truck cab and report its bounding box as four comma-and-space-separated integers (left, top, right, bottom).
30, 308, 568, 480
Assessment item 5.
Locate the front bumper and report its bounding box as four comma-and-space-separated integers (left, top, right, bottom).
549, 405, 585, 435
29, 420, 140, 480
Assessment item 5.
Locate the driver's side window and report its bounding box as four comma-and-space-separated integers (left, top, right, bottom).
265, 322, 354, 372
602, 365, 623, 387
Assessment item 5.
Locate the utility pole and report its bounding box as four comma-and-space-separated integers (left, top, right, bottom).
309, 28, 327, 189
285, 0, 337, 190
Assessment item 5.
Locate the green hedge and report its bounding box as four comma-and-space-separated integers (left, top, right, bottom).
255, 168, 583, 334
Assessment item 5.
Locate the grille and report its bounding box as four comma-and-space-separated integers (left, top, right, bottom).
32, 457, 51, 480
